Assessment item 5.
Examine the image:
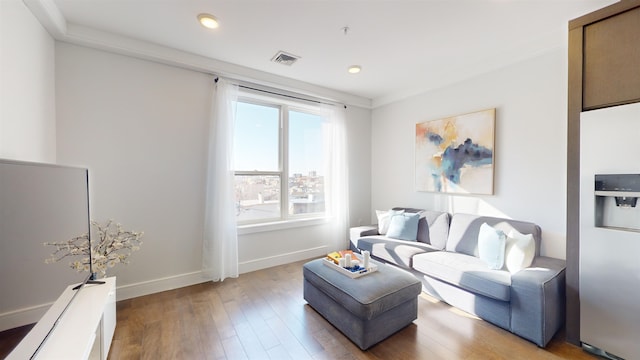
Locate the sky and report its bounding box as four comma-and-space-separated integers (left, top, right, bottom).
234, 101, 324, 176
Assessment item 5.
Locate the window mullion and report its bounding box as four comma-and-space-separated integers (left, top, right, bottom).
281, 105, 289, 220
235, 171, 280, 176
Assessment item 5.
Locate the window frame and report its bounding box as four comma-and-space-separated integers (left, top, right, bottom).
234, 92, 328, 229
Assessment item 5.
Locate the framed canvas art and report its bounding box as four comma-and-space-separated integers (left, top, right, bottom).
415, 108, 495, 194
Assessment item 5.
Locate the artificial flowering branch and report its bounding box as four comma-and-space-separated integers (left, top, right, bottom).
45, 220, 144, 277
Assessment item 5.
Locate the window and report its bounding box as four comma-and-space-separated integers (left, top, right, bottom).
233, 96, 327, 224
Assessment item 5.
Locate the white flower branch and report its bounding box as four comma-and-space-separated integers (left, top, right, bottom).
45, 220, 144, 276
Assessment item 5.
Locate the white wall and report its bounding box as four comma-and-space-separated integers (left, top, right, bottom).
371, 48, 568, 259
0, 0, 56, 162
56, 43, 211, 298
55, 43, 372, 299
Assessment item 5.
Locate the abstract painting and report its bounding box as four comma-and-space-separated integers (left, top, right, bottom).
415, 109, 495, 194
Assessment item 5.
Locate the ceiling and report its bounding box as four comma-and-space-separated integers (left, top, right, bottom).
42, 0, 617, 106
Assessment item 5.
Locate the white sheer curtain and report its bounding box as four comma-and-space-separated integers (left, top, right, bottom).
323, 104, 350, 250
203, 78, 239, 282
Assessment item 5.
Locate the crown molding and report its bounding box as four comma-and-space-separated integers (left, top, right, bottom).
22, 0, 372, 109
23, 0, 66, 38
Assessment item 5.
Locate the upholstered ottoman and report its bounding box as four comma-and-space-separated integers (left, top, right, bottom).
303, 258, 421, 350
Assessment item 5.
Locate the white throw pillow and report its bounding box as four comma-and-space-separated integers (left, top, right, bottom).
504, 229, 536, 273
375, 209, 404, 234
478, 223, 506, 270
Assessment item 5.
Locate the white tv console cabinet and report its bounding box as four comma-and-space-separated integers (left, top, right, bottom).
8, 277, 116, 360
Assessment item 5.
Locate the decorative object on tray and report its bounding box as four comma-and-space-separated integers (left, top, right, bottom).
323, 250, 377, 278
45, 219, 144, 277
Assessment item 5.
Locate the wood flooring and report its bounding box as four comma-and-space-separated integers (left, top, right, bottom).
1, 259, 597, 359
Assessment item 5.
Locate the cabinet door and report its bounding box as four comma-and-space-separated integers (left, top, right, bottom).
583, 6, 640, 110
102, 287, 117, 360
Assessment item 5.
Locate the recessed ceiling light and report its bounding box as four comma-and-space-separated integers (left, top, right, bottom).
198, 13, 219, 29
348, 65, 361, 74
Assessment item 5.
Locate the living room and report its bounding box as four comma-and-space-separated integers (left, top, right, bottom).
2, 0, 638, 359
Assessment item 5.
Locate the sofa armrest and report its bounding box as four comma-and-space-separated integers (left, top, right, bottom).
349, 225, 379, 251
510, 256, 566, 347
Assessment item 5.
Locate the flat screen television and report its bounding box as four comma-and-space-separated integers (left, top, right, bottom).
0, 159, 93, 357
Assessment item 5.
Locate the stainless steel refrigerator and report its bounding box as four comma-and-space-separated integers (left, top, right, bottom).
580, 102, 640, 360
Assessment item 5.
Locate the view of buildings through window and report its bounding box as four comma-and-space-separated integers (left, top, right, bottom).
233, 99, 326, 223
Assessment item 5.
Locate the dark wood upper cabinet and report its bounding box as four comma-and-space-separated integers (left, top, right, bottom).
583, 6, 640, 110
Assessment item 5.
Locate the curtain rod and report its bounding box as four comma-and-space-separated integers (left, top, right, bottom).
214, 77, 347, 109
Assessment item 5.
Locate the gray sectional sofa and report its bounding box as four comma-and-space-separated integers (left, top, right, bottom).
349, 208, 566, 347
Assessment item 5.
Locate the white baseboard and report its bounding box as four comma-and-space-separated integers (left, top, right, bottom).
238, 246, 328, 274
0, 273, 210, 331
116, 246, 327, 300
1, 247, 328, 331
115, 271, 208, 301
0, 304, 50, 332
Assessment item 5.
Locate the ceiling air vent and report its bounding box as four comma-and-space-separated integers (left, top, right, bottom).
271, 51, 300, 66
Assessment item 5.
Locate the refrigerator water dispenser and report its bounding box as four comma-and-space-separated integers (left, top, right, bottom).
594, 174, 640, 232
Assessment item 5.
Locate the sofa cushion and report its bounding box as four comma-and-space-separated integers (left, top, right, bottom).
391, 208, 450, 249
446, 213, 541, 258
357, 236, 439, 269
412, 251, 512, 301
418, 211, 450, 250
349, 225, 379, 251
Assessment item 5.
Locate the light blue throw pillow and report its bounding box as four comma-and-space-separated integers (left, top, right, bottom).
478, 223, 506, 270
386, 212, 420, 241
